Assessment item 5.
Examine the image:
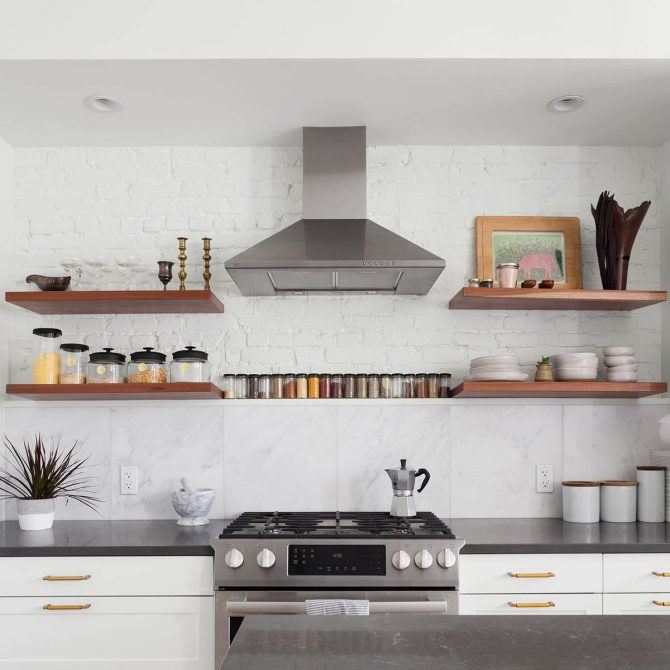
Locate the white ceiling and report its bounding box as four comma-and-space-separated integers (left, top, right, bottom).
1, 59, 670, 147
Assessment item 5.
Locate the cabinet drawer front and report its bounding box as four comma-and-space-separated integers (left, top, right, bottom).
0, 596, 213, 669
459, 593, 602, 615
460, 554, 602, 594
603, 593, 670, 615
0, 556, 212, 596
604, 554, 670, 593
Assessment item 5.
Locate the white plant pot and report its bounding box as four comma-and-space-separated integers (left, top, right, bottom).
16, 498, 56, 531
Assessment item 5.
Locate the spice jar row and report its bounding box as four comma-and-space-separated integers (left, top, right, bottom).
32, 329, 210, 384
220, 372, 452, 399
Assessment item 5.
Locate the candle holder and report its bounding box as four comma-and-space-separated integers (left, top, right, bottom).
202, 237, 212, 290
177, 237, 188, 291
157, 261, 174, 290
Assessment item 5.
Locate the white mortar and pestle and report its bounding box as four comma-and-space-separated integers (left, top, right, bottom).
170, 477, 215, 526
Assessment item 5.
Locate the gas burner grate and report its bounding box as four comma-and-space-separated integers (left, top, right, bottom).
220, 511, 455, 539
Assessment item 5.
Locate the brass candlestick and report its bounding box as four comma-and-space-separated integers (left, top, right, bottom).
177, 237, 188, 291
202, 237, 212, 290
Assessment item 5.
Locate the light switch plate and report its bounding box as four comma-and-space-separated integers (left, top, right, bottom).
120, 466, 139, 495
536, 464, 554, 493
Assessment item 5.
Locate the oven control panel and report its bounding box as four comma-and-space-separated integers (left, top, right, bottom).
289, 544, 386, 576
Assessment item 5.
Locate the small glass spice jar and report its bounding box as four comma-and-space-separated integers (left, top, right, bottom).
308, 374, 320, 399
367, 374, 380, 399
404, 374, 416, 398
391, 373, 404, 399
414, 373, 427, 398
283, 373, 297, 399
380, 374, 391, 398
427, 373, 439, 398
319, 374, 331, 399
128, 347, 168, 384
235, 374, 249, 399
170, 346, 210, 382
296, 373, 308, 399
221, 374, 235, 399
344, 374, 356, 398
331, 374, 344, 398
355, 373, 368, 399
271, 373, 284, 399
259, 374, 272, 399
439, 373, 452, 398
86, 348, 126, 384
60, 343, 89, 384
248, 374, 260, 399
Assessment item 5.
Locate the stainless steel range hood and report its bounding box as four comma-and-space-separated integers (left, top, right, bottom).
225, 126, 445, 295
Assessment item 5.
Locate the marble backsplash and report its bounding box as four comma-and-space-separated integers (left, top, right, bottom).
1, 401, 668, 522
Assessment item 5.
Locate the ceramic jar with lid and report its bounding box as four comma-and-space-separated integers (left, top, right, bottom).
87, 348, 126, 384
562, 481, 600, 523
128, 347, 167, 384
600, 480, 637, 522
170, 346, 210, 382
33, 328, 62, 384
60, 343, 88, 384
497, 262, 520, 288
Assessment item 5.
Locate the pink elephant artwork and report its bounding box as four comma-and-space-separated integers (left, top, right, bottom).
518, 253, 556, 280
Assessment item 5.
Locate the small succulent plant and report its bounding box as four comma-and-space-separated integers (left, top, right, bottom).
537, 356, 552, 366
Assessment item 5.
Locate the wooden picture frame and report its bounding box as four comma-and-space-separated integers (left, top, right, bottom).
476, 216, 582, 289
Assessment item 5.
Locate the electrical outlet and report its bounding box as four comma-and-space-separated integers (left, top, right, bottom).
120, 466, 139, 495
536, 464, 554, 493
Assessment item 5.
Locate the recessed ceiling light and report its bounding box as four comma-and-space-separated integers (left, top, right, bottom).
547, 95, 586, 113
83, 95, 123, 113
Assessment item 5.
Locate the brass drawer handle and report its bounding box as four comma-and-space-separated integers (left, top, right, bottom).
652, 572, 670, 577
43, 603, 91, 611
508, 572, 555, 579
43, 575, 91, 582
508, 601, 555, 608
653, 600, 670, 607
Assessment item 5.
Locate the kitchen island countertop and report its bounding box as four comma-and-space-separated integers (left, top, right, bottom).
222, 614, 669, 670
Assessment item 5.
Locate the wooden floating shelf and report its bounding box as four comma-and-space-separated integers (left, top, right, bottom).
449, 288, 667, 311
4, 290, 225, 315
451, 381, 668, 399
6, 383, 224, 401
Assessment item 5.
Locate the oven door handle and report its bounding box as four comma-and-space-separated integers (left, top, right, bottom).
226, 600, 449, 615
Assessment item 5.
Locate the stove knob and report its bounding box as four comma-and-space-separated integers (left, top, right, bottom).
414, 549, 433, 570
224, 548, 244, 569
257, 548, 276, 569
391, 550, 411, 571
437, 548, 456, 569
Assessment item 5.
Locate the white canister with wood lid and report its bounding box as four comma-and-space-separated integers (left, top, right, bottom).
562, 481, 600, 523
636, 466, 666, 523
600, 480, 637, 522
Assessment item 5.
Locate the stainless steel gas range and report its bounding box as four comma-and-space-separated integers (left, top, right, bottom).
210, 511, 465, 663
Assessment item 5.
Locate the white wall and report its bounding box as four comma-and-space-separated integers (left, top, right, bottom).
661, 141, 670, 385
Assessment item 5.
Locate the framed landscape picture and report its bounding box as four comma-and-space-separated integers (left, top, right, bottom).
476, 216, 582, 289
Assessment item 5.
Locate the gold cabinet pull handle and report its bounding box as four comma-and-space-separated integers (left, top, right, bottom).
652, 572, 670, 577
508, 601, 555, 608
508, 572, 555, 579
43, 575, 91, 582
653, 600, 670, 607
42, 603, 91, 611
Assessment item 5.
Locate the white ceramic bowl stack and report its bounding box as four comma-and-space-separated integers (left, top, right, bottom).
466, 355, 528, 381
603, 346, 637, 382
551, 352, 598, 381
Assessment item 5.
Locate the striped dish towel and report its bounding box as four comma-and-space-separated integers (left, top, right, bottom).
305, 599, 370, 616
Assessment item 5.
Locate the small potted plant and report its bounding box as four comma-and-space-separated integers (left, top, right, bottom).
0, 434, 100, 531
535, 356, 553, 382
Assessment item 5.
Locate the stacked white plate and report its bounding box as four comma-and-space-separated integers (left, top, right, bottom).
466, 355, 528, 381
603, 346, 637, 381
551, 352, 598, 381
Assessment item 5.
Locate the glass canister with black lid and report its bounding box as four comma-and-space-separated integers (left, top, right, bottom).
128, 347, 167, 384
60, 343, 89, 384
86, 348, 126, 384
170, 345, 210, 382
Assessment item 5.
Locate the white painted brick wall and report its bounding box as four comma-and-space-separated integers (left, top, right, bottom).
8, 145, 662, 383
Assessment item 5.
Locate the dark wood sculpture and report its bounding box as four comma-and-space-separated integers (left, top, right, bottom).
591, 191, 650, 290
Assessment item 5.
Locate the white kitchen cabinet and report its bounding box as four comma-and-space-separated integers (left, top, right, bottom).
603, 554, 670, 593
460, 593, 602, 615
459, 554, 603, 594
603, 593, 670, 615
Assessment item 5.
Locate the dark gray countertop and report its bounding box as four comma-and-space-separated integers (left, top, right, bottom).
450, 518, 670, 553
222, 615, 670, 670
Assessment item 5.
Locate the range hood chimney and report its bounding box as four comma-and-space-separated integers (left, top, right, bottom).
224, 127, 445, 295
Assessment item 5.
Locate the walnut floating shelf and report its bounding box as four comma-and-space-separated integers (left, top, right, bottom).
6, 383, 224, 401
448, 288, 667, 311
4, 290, 224, 315
451, 381, 667, 399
